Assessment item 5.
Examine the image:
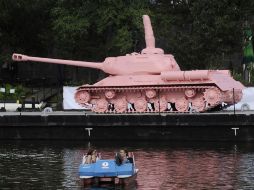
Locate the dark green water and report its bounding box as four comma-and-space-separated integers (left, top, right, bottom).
0, 141, 254, 190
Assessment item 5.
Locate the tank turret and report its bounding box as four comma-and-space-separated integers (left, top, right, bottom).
12, 15, 180, 75
12, 15, 244, 113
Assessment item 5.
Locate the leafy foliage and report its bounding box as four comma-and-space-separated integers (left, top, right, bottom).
0, 83, 27, 101
0, 0, 254, 85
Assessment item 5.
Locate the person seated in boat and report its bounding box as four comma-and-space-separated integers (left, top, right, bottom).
115, 149, 133, 165
82, 149, 98, 164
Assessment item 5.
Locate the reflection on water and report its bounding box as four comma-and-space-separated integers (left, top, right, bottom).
0, 141, 254, 189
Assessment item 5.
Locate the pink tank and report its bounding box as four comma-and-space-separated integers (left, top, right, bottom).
12, 15, 244, 113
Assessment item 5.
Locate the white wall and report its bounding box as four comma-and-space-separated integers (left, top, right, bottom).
226, 87, 254, 111
63, 86, 91, 110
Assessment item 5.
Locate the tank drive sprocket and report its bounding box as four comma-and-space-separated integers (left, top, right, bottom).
203, 87, 222, 107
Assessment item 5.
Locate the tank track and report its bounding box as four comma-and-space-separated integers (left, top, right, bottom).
75, 85, 238, 113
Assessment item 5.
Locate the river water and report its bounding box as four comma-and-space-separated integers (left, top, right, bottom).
0, 140, 254, 190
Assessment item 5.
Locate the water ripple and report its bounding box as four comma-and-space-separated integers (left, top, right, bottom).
0, 141, 254, 189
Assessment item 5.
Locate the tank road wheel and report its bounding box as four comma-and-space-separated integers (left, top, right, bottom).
134, 98, 147, 112
185, 89, 196, 98
175, 97, 188, 112
204, 88, 221, 107
114, 98, 127, 113
145, 89, 157, 99
151, 96, 168, 112
74, 90, 91, 104
93, 99, 108, 113
191, 94, 206, 112
105, 90, 116, 99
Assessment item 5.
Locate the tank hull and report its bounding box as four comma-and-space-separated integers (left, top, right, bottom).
75, 70, 243, 113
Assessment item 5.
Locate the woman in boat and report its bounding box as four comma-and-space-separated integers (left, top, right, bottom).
82, 149, 98, 164
119, 149, 129, 164
115, 149, 133, 165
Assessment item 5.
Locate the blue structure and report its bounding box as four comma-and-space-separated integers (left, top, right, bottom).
79, 159, 136, 178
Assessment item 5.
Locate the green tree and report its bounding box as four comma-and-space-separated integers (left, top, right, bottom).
0, 0, 55, 60
153, 0, 254, 71
51, 0, 152, 60
1, 0, 254, 85
51, 0, 152, 83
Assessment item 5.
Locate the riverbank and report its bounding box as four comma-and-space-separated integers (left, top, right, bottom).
0, 111, 254, 141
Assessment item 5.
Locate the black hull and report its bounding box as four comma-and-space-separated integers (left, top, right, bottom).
81, 174, 137, 187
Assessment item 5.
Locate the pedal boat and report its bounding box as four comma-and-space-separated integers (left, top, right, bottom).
79, 156, 138, 186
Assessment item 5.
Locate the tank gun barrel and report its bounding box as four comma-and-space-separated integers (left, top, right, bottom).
12, 53, 103, 70
143, 15, 155, 48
